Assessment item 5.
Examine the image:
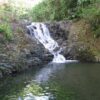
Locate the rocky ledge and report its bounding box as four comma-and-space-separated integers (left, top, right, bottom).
0, 20, 100, 78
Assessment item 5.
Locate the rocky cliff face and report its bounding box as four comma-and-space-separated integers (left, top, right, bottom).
45, 21, 78, 60
0, 20, 99, 78
46, 21, 98, 62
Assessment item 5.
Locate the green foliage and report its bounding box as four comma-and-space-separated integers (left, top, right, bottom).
30, 0, 79, 21
0, 27, 5, 33
70, 0, 96, 19
77, 0, 93, 6
30, 0, 100, 38
0, 2, 29, 23
79, 2, 100, 38
30, 0, 97, 21
0, 23, 13, 41
79, 4, 100, 22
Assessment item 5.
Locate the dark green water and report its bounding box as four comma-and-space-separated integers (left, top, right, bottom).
0, 62, 100, 100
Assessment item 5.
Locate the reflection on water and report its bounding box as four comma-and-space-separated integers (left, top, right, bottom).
0, 63, 100, 100
20, 93, 50, 100
18, 82, 51, 100
34, 63, 66, 83
18, 63, 66, 100
34, 61, 78, 83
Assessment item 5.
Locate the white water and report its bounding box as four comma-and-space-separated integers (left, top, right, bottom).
27, 22, 66, 63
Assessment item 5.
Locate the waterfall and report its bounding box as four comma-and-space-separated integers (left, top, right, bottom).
27, 22, 66, 63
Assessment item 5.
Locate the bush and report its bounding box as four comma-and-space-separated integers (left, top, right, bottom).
79, 4, 100, 23
30, 0, 98, 21
30, 0, 79, 21
0, 23, 13, 41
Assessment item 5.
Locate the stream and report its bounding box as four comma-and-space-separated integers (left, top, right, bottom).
0, 62, 100, 100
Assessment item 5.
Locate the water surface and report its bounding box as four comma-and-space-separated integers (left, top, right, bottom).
0, 63, 100, 100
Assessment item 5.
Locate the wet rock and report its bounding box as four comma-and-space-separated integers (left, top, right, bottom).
0, 63, 13, 75
45, 21, 76, 59
46, 21, 70, 40
27, 57, 42, 67
0, 71, 3, 78
45, 21, 97, 61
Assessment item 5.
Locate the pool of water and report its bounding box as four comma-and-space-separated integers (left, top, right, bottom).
0, 62, 100, 100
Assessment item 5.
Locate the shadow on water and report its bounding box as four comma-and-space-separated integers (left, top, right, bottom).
0, 62, 100, 100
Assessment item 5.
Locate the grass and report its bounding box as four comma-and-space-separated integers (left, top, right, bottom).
0, 2, 29, 41
0, 23, 13, 41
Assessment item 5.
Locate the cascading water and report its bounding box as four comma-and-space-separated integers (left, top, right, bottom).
27, 22, 66, 63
